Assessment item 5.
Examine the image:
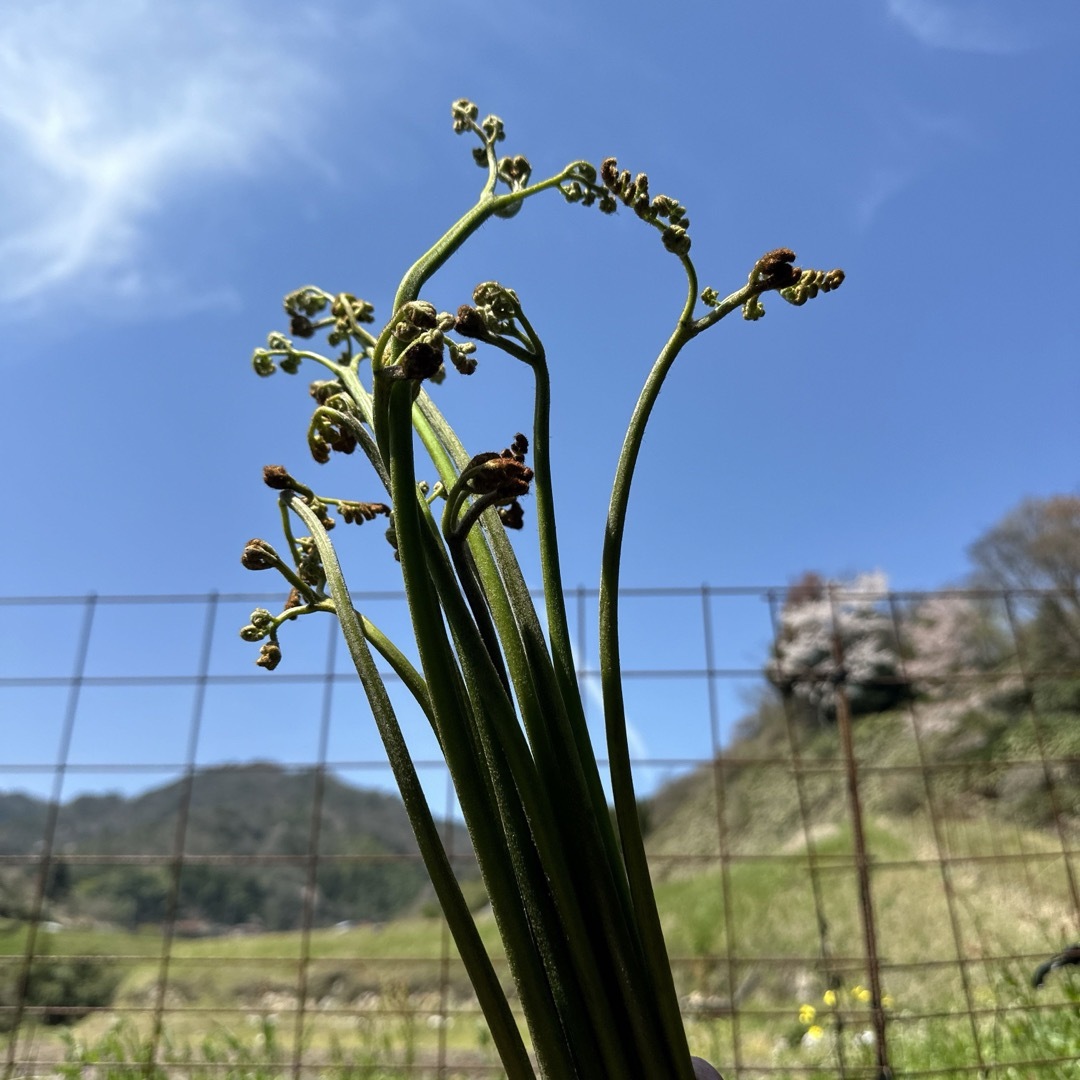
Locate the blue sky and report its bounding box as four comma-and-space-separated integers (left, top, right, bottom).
1, 0, 1078, 806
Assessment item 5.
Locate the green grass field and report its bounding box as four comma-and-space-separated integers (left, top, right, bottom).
4, 806, 1080, 1077
7, 703, 1080, 1076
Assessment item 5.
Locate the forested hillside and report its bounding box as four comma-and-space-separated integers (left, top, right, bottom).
0, 764, 474, 930
645, 494, 1080, 862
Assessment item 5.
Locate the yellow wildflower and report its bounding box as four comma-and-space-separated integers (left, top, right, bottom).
823, 989, 837, 1007
799, 1004, 816, 1024
852, 985, 871, 1003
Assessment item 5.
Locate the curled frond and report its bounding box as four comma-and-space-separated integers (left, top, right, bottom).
472, 281, 521, 336
451, 98, 479, 133
280, 287, 376, 351
309, 379, 346, 405
392, 301, 439, 342
462, 451, 534, 499
499, 500, 525, 530
263, 465, 313, 496
256, 642, 282, 671
241, 539, 280, 571
329, 293, 376, 339
755, 248, 801, 290
481, 114, 506, 143
454, 305, 488, 339
239, 608, 275, 641
558, 161, 617, 213
283, 286, 332, 319
600, 157, 691, 254
498, 155, 532, 190
448, 340, 478, 374
736, 251, 847, 320
308, 408, 359, 463
400, 336, 445, 381
780, 268, 846, 306
336, 500, 392, 526
742, 295, 767, 322
252, 348, 278, 376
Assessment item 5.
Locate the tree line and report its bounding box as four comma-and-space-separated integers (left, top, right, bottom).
765, 494, 1080, 726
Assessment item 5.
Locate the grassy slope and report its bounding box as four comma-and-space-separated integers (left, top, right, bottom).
642, 697, 1080, 1072
5, 700, 1080, 1074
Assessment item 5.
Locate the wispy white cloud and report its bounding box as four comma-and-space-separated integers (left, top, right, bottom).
0, 1, 361, 310
885, 0, 1034, 55
849, 100, 978, 229
852, 165, 914, 231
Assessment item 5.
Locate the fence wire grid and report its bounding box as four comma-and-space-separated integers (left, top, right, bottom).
1, 585, 1079, 1079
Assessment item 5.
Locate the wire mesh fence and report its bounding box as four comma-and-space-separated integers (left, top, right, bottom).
2, 585, 1079, 1078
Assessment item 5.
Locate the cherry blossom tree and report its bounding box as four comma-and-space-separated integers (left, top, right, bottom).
767, 571, 908, 719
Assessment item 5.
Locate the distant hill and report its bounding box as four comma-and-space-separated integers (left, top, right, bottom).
0, 763, 475, 931
641, 689, 1080, 870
